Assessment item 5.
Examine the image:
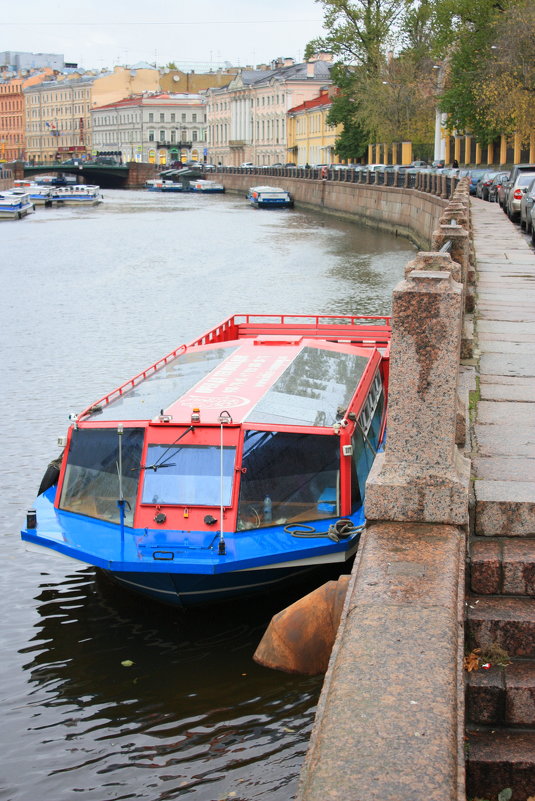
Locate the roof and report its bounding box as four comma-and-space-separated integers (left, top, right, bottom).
288, 92, 333, 114
85, 337, 372, 427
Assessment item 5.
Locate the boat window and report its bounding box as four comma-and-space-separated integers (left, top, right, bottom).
246, 347, 369, 427
237, 431, 339, 530
88, 346, 238, 422
351, 429, 375, 510
59, 427, 144, 526
141, 445, 236, 506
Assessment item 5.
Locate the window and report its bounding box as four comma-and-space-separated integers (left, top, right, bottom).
170, 129, 176, 142
148, 130, 154, 141
237, 431, 340, 530
159, 130, 165, 141
192, 113, 197, 122
60, 427, 144, 526
181, 113, 186, 122
192, 130, 197, 141
148, 112, 154, 122
170, 113, 175, 122
160, 113, 164, 122
142, 445, 236, 506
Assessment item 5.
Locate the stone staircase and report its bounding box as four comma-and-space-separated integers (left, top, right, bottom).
465, 199, 535, 801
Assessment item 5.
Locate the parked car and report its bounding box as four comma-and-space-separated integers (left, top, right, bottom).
505, 171, 535, 222
475, 171, 499, 201
203, 164, 216, 171
240, 162, 254, 168
410, 160, 428, 167
467, 169, 487, 195
500, 163, 535, 213
488, 172, 509, 203
530, 203, 535, 244
519, 177, 535, 233
284, 162, 296, 168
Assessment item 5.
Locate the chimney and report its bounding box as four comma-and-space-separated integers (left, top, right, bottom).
306, 60, 315, 78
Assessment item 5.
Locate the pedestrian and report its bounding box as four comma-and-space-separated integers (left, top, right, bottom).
452, 159, 459, 168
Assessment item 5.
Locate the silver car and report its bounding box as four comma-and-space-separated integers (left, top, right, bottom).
519, 177, 535, 234
505, 172, 535, 222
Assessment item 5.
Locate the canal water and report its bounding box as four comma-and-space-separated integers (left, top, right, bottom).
0, 189, 415, 801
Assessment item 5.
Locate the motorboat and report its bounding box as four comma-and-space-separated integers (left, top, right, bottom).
53, 185, 103, 205
247, 186, 293, 208
22, 313, 390, 608
0, 189, 34, 219
190, 179, 225, 193
146, 179, 185, 192
12, 180, 55, 206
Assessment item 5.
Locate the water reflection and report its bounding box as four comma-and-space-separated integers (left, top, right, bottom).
19, 569, 320, 800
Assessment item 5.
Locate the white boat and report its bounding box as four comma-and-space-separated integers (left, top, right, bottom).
247, 186, 293, 208
146, 179, 185, 192
12, 180, 55, 206
0, 190, 34, 219
53, 185, 103, 205
189, 179, 225, 193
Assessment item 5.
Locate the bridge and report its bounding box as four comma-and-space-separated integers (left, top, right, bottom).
10, 161, 160, 189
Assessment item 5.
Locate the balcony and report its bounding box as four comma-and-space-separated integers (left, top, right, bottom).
156, 140, 192, 149
228, 140, 246, 148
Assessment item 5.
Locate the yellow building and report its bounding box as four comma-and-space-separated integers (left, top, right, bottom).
90, 65, 160, 110
287, 88, 341, 166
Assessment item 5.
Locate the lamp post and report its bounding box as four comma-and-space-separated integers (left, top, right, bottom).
433, 63, 448, 163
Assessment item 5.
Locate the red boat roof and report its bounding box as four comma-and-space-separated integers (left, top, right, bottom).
79, 314, 391, 426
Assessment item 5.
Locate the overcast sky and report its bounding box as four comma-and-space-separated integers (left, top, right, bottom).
4, 0, 327, 72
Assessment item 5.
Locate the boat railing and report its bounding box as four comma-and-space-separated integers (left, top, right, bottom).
189, 313, 392, 348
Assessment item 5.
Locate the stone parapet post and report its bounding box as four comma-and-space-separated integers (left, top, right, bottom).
365, 264, 470, 525
431, 225, 470, 288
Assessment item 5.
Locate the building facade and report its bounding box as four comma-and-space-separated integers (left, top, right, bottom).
91, 93, 207, 164
24, 72, 96, 163
206, 56, 333, 166
287, 88, 341, 166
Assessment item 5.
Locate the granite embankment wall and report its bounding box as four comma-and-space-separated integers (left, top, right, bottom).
220, 173, 447, 249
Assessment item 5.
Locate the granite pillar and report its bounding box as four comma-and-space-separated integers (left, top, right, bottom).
365, 267, 470, 525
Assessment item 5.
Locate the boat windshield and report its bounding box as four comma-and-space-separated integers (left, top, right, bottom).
237, 431, 339, 530
245, 346, 369, 427
59, 427, 144, 526
141, 445, 236, 506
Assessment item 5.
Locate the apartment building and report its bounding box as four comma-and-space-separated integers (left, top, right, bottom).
205, 55, 333, 166
23, 65, 164, 163
92, 93, 207, 164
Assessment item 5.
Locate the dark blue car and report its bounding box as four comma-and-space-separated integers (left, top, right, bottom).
468, 169, 487, 195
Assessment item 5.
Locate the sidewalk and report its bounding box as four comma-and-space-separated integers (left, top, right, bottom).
469, 199, 535, 531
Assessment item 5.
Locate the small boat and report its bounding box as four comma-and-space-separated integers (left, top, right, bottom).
0, 190, 34, 219
190, 179, 225, 193
247, 185, 293, 208
53, 185, 103, 205
34, 174, 77, 187
22, 313, 390, 608
146, 179, 185, 192
12, 180, 55, 206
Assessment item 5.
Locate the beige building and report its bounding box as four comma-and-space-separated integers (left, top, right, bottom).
160, 67, 240, 94
206, 56, 333, 166
24, 65, 162, 163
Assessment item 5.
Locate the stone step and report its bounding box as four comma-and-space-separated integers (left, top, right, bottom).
466, 661, 535, 727
474, 480, 535, 537
466, 729, 535, 801
470, 538, 535, 596
466, 597, 535, 658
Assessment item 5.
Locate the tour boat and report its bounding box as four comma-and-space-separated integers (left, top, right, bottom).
247, 186, 293, 208
0, 190, 34, 219
12, 180, 55, 206
190, 179, 225, 193
22, 314, 390, 608
146, 179, 185, 192
53, 185, 103, 205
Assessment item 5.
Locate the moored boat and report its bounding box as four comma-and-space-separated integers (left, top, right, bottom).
13, 180, 55, 206
146, 179, 185, 192
247, 185, 293, 208
53, 185, 103, 205
190, 179, 225, 193
0, 189, 34, 219
22, 313, 390, 608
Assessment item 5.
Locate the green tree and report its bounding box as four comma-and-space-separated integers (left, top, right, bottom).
326, 65, 369, 160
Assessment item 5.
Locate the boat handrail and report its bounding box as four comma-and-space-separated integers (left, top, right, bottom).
78, 343, 188, 421
188, 313, 392, 347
